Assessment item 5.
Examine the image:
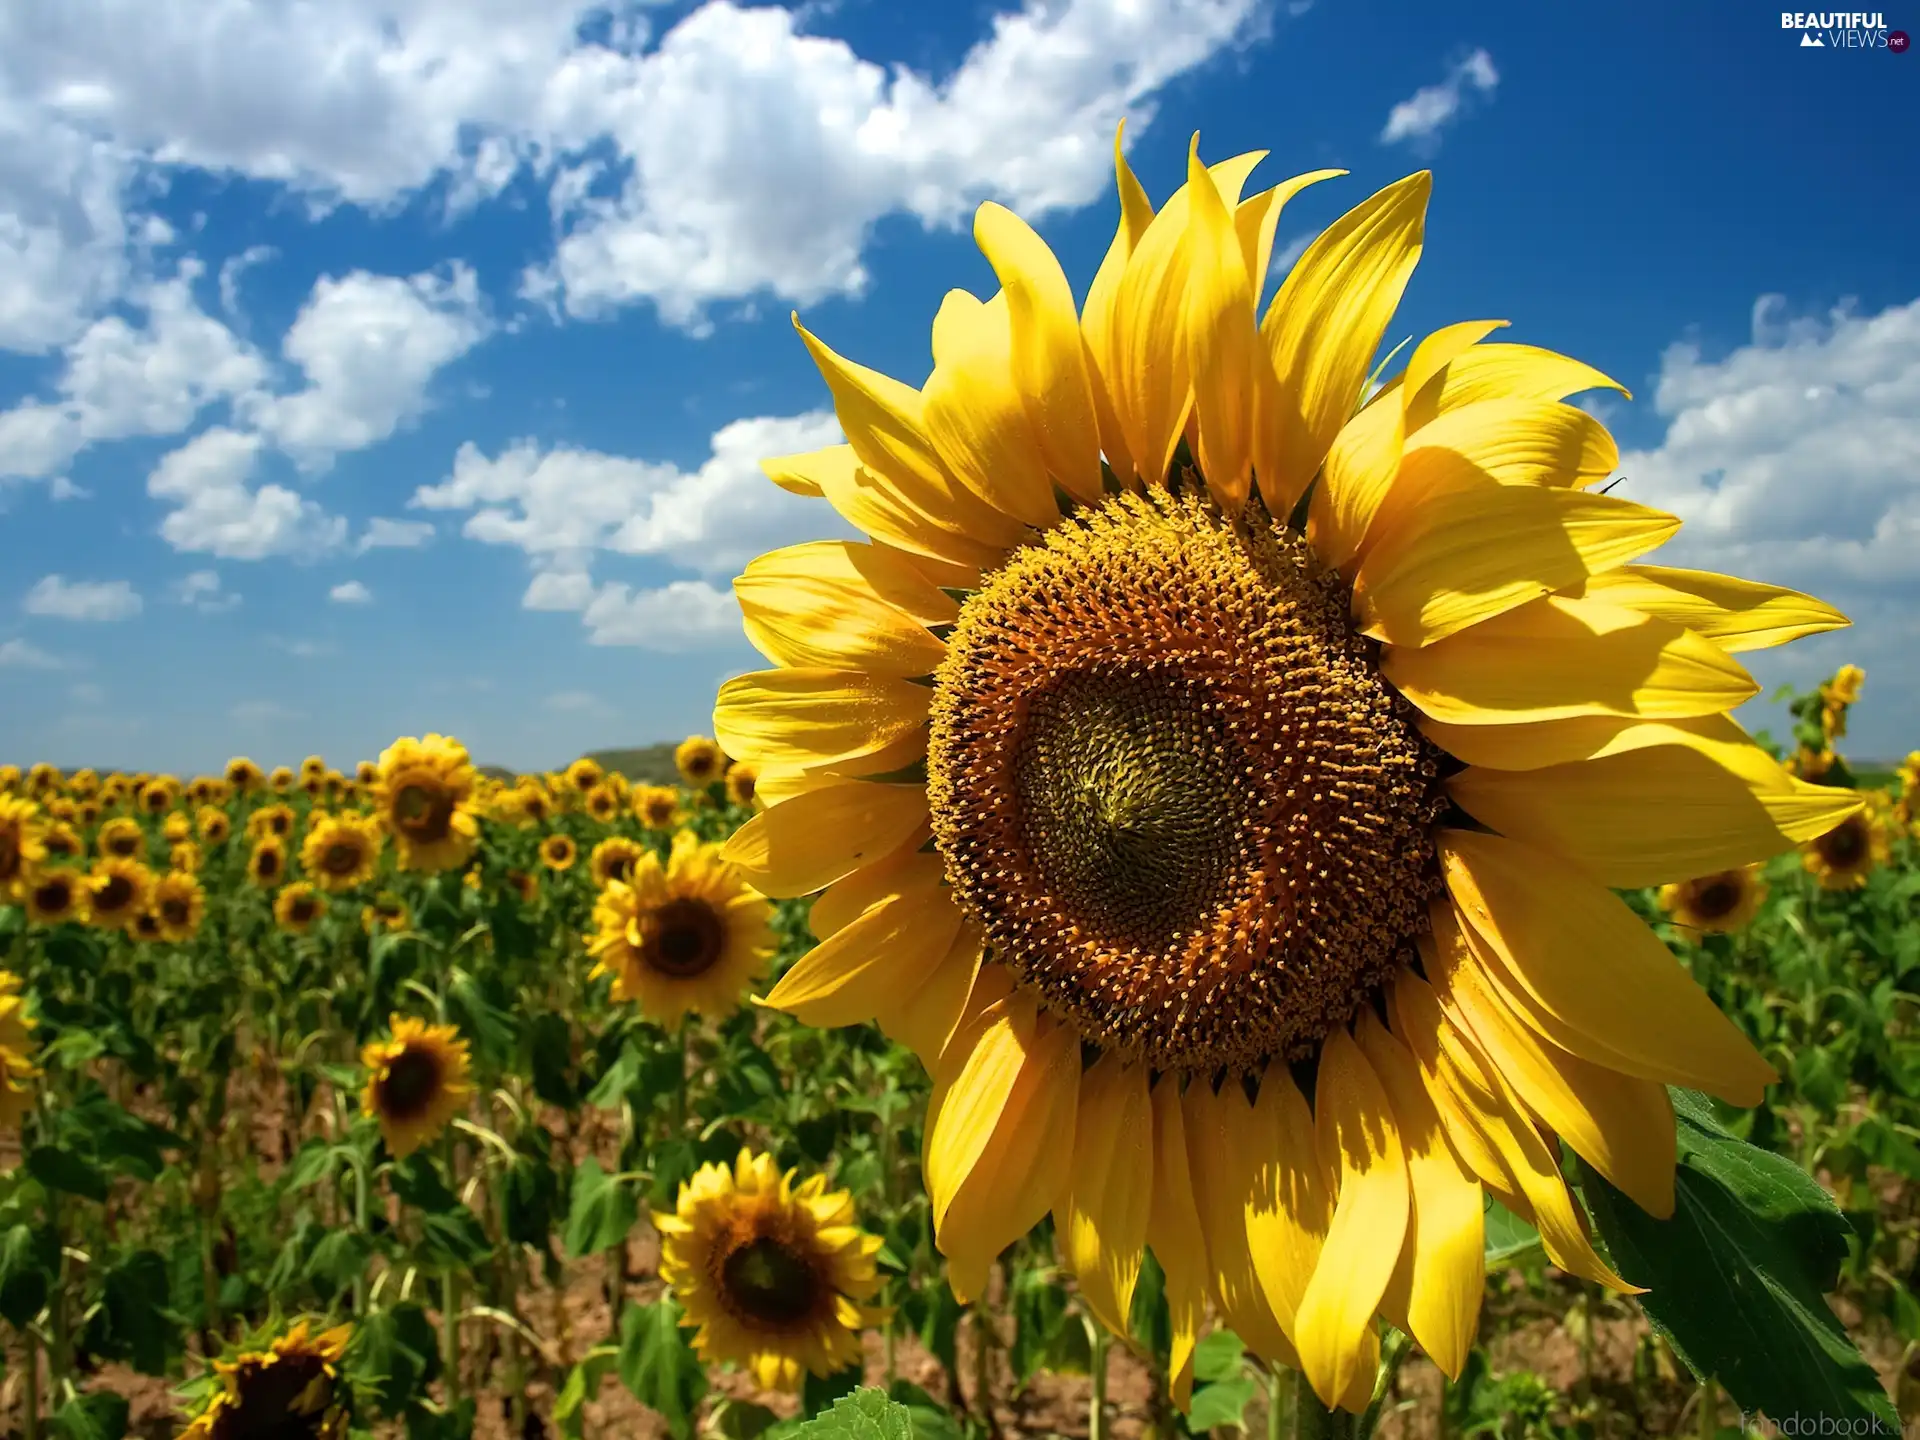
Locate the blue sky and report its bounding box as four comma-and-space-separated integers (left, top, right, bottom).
1, 0, 1915, 776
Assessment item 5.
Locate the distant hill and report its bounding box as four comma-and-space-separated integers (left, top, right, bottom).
476, 743, 695, 788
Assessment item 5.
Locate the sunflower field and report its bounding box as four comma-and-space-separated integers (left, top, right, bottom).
3, 136, 1919, 1440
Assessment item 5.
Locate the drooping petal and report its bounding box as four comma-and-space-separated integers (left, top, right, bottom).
1146, 1076, 1207, 1408
882, 917, 985, 1064
1294, 1030, 1410, 1410
721, 780, 930, 898
923, 290, 1061, 529
1056, 1054, 1154, 1335
761, 883, 963, 1028
736, 545, 951, 675
807, 840, 941, 940
1185, 1078, 1297, 1366
1439, 829, 1777, 1105
1257, 172, 1429, 516
715, 668, 930, 772
1383, 595, 1759, 725
1245, 1062, 1330, 1347
1570, 564, 1851, 652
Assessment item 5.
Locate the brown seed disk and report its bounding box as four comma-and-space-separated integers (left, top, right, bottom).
925, 485, 1450, 1075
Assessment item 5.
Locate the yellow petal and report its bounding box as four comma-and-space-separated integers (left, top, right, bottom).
1354, 1010, 1483, 1381
761, 450, 828, 496
974, 202, 1106, 505
1570, 564, 1850, 652
1080, 121, 1156, 485
1439, 828, 1777, 1105
1425, 904, 1676, 1217
1146, 1076, 1207, 1409
1406, 342, 1629, 429
1235, 170, 1345, 297
1379, 398, 1621, 533
1294, 1030, 1410, 1410
1185, 135, 1262, 508
1449, 734, 1862, 886
808, 840, 941, 940
1056, 1054, 1153, 1336
1246, 1062, 1330, 1346
882, 917, 984, 1064
715, 668, 929, 772
1383, 595, 1759, 725
1185, 1078, 1297, 1365
761, 884, 963, 1029
781, 443, 1002, 572
1421, 711, 1755, 771
736, 545, 950, 676
721, 780, 930, 898
1389, 971, 1524, 1202
1258, 172, 1429, 516
1354, 482, 1680, 647
923, 290, 1061, 529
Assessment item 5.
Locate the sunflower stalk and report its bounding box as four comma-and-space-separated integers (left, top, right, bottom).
1085, 1315, 1111, 1440
1290, 1370, 1354, 1440
440, 1117, 463, 1406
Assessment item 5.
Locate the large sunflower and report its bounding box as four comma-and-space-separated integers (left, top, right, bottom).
714, 129, 1862, 1409
587, 831, 776, 1025
657, 1149, 888, 1392
0, 795, 47, 901
360, 1015, 473, 1159
0, 971, 40, 1129
180, 1319, 352, 1440
152, 871, 208, 944
300, 813, 383, 892
87, 857, 155, 932
1659, 865, 1766, 935
373, 734, 481, 873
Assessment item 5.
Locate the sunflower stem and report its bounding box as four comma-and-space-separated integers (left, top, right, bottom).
350, 1145, 372, 1316
441, 1126, 462, 1409
1355, 1328, 1414, 1440
1267, 1362, 1289, 1440
1086, 1316, 1110, 1440
1696, 1378, 1717, 1440
1291, 1370, 1353, 1440
673, 1016, 691, 1135
23, 1322, 40, 1440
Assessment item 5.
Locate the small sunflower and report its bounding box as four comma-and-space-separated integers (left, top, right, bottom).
198, 806, 233, 845
517, 782, 554, 825
1826, 663, 1865, 706
505, 868, 538, 904
590, 835, 647, 888
97, 815, 146, 861
584, 783, 621, 824
373, 734, 481, 873
269, 766, 295, 793
566, 756, 605, 792
75, 799, 101, 828
40, 822, 82, 863
248, 838, 290, 889
152, 871, 208, 943
675, 735, 725, 787
657, 1149, 888, 1392
47, 796, 76, 821
0, 971, 40, 1129
131, 910, 164, 943
225, 757, 265, 794
633, 784, 681, 830
162, 812, 192, 844
187, 777, 220, 806
86, 857, 154, 931
540, 833, 578, 871
355, 759, 378, 785
0, 796, 48, 900
138, 776, 179, 815
725, 761, 761, 808
360, 1016, 473, 1159
170, 840, 203, 873
1659, 866, 1767, 934
300, 814, 383, 892
300, 755, 327, 783
0, 764, 20, 790
362, 892, 410, 936
275, 882, 327, 935
588, 831, 776, 1025
1895, 750, 1920, 827
248, 804, 297, 842
1803, 805, 1890, 891
180, 1318, 353, 1440
25, 869, 88, 926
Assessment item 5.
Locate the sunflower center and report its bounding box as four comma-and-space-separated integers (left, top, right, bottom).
378, 1048, 444, 1122
720, 1234, 819, 1327
393, 781, 454, 844
161, 896, 191, 927
217, 1356, 334, 1437
97, 874, 135, 913
32, 878, 71, 914
1817, 816, 1867, 868
255, 851, 282, 880
926, 487, 1449, 1074
320, 841, 362, 877
0, 833, 16, 882
1687, 876, 1743, 922
645, 898, 726, 978
290, 896, 317, 924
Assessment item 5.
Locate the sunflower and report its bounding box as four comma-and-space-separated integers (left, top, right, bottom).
170, 841, 203, 874
86, 857, 154, 931
1825, 663, 1865, 706
97, 815, 146, 862
0, 764, 20, 790
373, 734, 481, 873
131, 910, 164, 943
355, 759, 378, 785
139, 776, 179, 815
180, 1318, 353, 1440
515, 782, 554, 825
566, 756, 605, 793
505, 868, 538, 904
152, 871, 207, 943
362, 892, 410, 936
1895, 751, 1920, 828
26, 763, 59, 796
225, 757, 265, 794
249, 804, 297, 842
1659, 865, 1766, 935
0, 972, 39, 1130
633, 785, 681, 830
540, 833, 578, 871
584, 783, 621, 823
40, 822, 82, 863
269, 766, 295, 793
25, 869, 88, 926
657, 1149, 888, 1391
587, 831, 776, 1024
590, 835, 647, 889
725, 761, 761, 808
187, 776, 219, 806
675, 735, 725, 787
360, 1016, 472, 1159
0, 796, 48, 901
247, 838, 289, 889
299, 813, 382, 892
47, 796, 76, 822
275, 882, 327, 935
713, 129, 1862, 1409
76, 800, 101, 828
196, 806, 232, 845
1802, 805, 1890, 891
162, 812, 192, 844
299, 755, 327, 783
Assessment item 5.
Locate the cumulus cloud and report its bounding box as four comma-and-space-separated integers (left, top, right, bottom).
22, 574, 141, 621
580, 579, 742, 649
356, 517, 435, 552
147, 426, 348, 560
1379, 49, 1498, 149
0, 637, 68, 668
328, 579, 372, 604
172, 568, 242, 612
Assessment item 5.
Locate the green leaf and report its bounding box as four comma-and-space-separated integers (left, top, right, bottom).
282, 1139, 341, 1193
419, 1207, 494, 1270
348, 1300, 440, 1415
389, 1153, 460, 1212
883, 1382, 963, 1440
85, 1249, 176, 1375
1577, 1087, 1899, 1430
789, 1388, 914, 1440
0, 1222, 55, 1326
563, 1158, 638, 1259
803, 1365, 863, 1418
305, 1229, 375, 1293
553, 1345, 620, 1440
527, 1011, 577, 1108
1187, 1376, 1258, 1434
57, 1091, 181, 1180
616, 1298, 707, 1440
50, 1392, 129, 1440
1191, 1329, 1245, 1384
503, 1142, 562, 1249
1482, 1196, 1544, 1266
710, 1399, 783, 1440
26, 1144, 108, 1201
586, 1041, 644, 1109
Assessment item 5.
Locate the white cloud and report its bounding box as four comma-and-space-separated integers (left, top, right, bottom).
544, 688, 613, 715
230, 698, 302, 726
523, 566, 597, 612
22, 574, 142, 621
48, 475, 89, 501
1379, 49, 1498, 149
581, 578, 741, 648
0, 637, 67, 668
1269, 230, 1315, 279
329, 579, 372, 604
248, 264, 489, 468
356, 517, 435, 552
218, 244, 277, 317
172, 568, 241, 612
0, 402, 84, 480
147, 426, 348, 560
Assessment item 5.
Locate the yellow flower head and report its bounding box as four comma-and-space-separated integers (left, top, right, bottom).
589, 835, 647, 889
300, 813, 383, 892
97, 815, 146, 861
0, 795, 48, 901
152, 871, 208, 943
299, 755, 327, 783
1802, 803, 1888, 890
1826, 663, 1865, 705
540, 832, 578, 871
86, 857, 155, 932
182, 1318, 353, 1440
248, 803, 297, 842
655, 1149, 888, 1393
225, 757, 265, 794
0, 971, 40, 1130
25, 869, 88, 927
162, 812, 193, 843
247, 837, 289, 889
275, 882, 328, 935
565, 756, 605, 793
505, 868, 538, 904
588, 831, 776, 1026
360, 1015, 472, 1159
584, 782, 622, 824
725, 761, 761, 808
169, 840, 203, 874
269, 766, 296, 793
1659, 865, 1767, 935
138, 776, 180, 815
197, 806, 233, 845
674, 735, 725, 787
632, 784, 681, 830
361, 892, 410, 936
711, 127, 1862, 1411
373, 734, 481, 873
